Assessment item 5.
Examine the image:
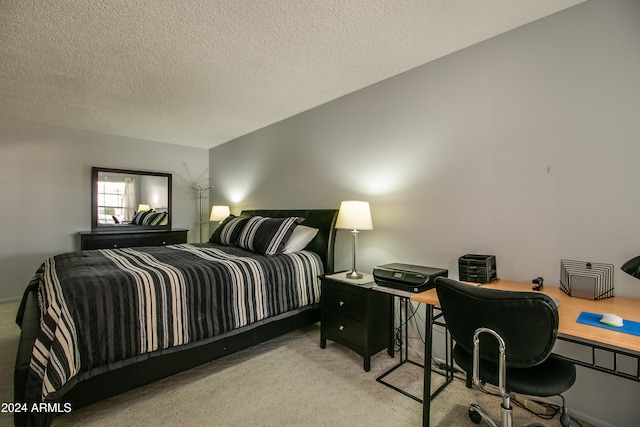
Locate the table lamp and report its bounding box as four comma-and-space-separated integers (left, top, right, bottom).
336, 201, 373, 279
210, 205, 231, 222
621, 256, 640, 279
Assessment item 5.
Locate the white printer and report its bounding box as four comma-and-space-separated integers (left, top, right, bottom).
373, 263, 448, 293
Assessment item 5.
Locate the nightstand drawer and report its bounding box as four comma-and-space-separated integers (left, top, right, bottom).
323, 287, 366, 321
323, 314, 364, 348
319, 273, 393, 372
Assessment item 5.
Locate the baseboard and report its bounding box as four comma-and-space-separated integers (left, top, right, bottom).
566, 411, 612, 427
408, 346, 423, 362
0, 296, 21, 304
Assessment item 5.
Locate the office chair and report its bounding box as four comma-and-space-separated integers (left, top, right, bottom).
435, 277, 576, 427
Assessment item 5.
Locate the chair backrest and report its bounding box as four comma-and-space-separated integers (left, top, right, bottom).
435, 277, 559, 368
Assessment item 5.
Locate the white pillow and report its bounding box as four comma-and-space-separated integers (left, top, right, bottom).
283, 225, 319, 253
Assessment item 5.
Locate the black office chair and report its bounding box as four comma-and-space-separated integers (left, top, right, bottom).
435, 277, 576, 427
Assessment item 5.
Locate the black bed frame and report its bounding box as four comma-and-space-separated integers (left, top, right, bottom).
14, 209, 338, 427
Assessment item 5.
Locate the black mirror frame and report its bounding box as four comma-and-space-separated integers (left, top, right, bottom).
91, 167, 172, 231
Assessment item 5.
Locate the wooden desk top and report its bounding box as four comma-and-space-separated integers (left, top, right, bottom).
411, 279, 640, 355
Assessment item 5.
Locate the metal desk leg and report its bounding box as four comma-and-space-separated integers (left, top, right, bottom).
376, 296, 424, 403
423, 304, 433, 427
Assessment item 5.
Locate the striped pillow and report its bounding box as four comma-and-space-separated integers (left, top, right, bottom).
237, 216, 304, 255
131, 210, 153, 225
144, 211, 168, 225
132, 210, 168, 226
209, 215, 248, 246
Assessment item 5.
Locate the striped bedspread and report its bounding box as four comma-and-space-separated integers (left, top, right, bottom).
26, 243, 322, 403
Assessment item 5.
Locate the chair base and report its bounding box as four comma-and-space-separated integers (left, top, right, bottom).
468, 403, 502, 427
467, 401, 570, 427
468, 402, 519, 427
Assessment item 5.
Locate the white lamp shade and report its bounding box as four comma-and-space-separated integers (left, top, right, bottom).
137, 204, 150, 212
209, 205, 231, 221
335, 201, 373, 230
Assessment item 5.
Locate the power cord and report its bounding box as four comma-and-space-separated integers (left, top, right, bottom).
392, 298, 421, 353
393, 300, 452, 370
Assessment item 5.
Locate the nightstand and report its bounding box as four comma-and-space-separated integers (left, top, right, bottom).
320, 272, 393, 371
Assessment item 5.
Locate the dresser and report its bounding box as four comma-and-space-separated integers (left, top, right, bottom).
79, 228, 188, 250
320, 272, 393, 371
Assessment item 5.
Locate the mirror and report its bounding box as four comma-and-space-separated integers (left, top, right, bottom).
91, 167, 172, 230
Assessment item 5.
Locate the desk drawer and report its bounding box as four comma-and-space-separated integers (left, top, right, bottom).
323, 287, 366, 321
554, 338, 639, 378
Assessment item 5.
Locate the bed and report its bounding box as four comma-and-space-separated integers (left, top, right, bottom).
14, 209, 338, 427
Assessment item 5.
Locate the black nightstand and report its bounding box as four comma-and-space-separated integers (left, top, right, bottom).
320, 272, 393, 371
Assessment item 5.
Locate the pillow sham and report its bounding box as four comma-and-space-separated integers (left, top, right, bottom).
237, 216, 304, 255
283, 225, 319, 253
143, 211, 168, 225
131, 210, 168, 226
209, 215, 248, 245
131, 209, 153, 225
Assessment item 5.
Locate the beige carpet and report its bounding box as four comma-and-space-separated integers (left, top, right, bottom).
435, 404, 485, 427
1, 300, 588, 426
435, 403, 558, 427
1, 301, 21, 427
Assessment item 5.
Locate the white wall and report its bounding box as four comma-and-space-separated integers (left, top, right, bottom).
210, 0, 640, 298
208, 1, 640, 425
0, 119, 209, 301
140, 175, 169, 211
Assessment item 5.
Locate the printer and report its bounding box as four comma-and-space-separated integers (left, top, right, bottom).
373, 263, 448, 293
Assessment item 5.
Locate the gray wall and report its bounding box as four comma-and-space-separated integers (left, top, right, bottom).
0, 0, 637, 425
209, 1, 640, 426
0, 119, 210, 300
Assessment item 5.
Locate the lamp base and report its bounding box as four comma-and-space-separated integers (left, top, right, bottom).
345, 270, 363, 280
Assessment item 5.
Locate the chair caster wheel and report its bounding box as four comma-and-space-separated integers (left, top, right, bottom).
468, 407, 482, 424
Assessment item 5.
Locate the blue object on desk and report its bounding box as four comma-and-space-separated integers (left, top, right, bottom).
577, 312, 640, 337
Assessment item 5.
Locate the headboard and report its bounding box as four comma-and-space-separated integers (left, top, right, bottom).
240, 209, 339, 274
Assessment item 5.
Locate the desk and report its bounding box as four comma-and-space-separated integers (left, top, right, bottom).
410, 279, 640, 427
372, 285, 453, 403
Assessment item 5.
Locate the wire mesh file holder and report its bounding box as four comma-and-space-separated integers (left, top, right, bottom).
559, 259, 614, 300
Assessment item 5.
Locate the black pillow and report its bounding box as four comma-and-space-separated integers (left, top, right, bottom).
237, 216, 304, 255
209, 215, 248, 245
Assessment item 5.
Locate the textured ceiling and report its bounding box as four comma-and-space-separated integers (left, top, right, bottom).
0, 0, 587, 149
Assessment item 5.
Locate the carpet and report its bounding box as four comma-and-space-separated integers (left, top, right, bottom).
435, 404, 478, 427
0, 301, 21, 427
435, 404, 551, 427
1, 300, 590, 427
49, 324, 424, 426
